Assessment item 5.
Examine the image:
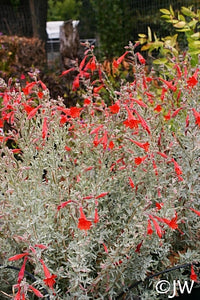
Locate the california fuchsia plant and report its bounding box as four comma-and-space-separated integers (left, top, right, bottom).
0, 43, 200, 299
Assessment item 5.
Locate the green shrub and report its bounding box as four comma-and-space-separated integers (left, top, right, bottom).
47, 0, 81, 21
0, 43, 200, 299
138, 5, 200, 66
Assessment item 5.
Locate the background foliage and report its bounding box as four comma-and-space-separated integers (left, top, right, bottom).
47, 0, 81, 21
47, 0, 200, 58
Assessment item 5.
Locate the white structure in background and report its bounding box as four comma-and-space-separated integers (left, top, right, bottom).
46, 21, 64, 39
46, 21, 80, 65
46, 20, 80, 39
46, 21, 64, 63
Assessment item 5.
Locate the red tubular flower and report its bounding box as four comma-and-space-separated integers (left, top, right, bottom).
136, 52, 146, 64
83, 195, 93, 200
168, 212, 178, 230
3, 110, 15, 124
124, 105, 141, 129
72, 74, 80, 90
190, 207, 200, 217
147, 219, 153, 235
192, 108, 200, 128
78, 207, 92, 230
128, 177, 135, 188
11, 149, 22, 154
112, 51, 129, 69
0, 118, 3, 127
142, 76, 147, 89
34, 244, 48, 250
160, 87, 167, 101
59, 67, 75, 77
14, 283, 44, 299
164, 110, 171, 121
43, 275, 57, 290
17, 256, 28, 284
108, 140, 114, 149
154, 212, 178, 230
90, 125, 103, 135
95, 192, 109, 199
40, 259, 57, 290
155, 202, 164, 210
125, 105, 134, 120
9, 253, 29, 261
22, 103, 35, 115
42, 117, 48, 140
171, 158, 182, 176
65, 146, 71, 151
154, 105, 162, 112
38, 80, 47, 90
70, 107, 82, 118
27, 105, 42, 120
94, 208, 99, 224
132, 109, 151, 135
185, 114, 189, 128
129, 139, 150, 152
135, 241, 143, 253
187, 76, 198, 88
174, 64, 182, 78
102, 242, 108, 253
84, 166, 94, 172
22, 82, 37, 95
37, 91, 43, 99
79, 55, 88, 71
190, 265, 198, 282
187, 69, 199, 88
102, 130, 108, 150
149, 215, 163, 238
172, 107, 183, 118
131, 97, 147, 108
109, 102, 120, 114
159, 78, 177, 92
93, 84, 104, 94
60, 114, 69, 126
84, 98, 91, 106
134, 155, 147, 165
14, 286, 23, 300
152, 159, 158, 176
93, 133, 101, 147
87, 56, 97, 73
57, 200, 72, 211
28, 285, 44, 298
156, 152, 168, 159
123, 118, 140, 129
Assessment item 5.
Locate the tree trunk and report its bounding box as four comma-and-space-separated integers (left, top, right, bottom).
29, 0, 38, 38
60, 20, 80, 69
28, 0, 48, 42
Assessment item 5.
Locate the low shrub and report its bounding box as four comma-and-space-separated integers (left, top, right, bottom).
0, 35, 46, 79
0, 43, 200, 299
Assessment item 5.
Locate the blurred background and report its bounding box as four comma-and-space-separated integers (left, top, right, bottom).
0, 0, 199, 104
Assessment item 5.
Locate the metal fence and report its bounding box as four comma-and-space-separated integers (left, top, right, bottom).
0, 0, 199, 61
129, 0, 199, 40
1, 1, 199, 39
0, 3, 32, 37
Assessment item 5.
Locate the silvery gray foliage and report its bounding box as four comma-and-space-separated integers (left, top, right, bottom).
0, 46, 200, 299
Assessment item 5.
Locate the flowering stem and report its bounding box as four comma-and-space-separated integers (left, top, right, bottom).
0, 264, 50, 299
